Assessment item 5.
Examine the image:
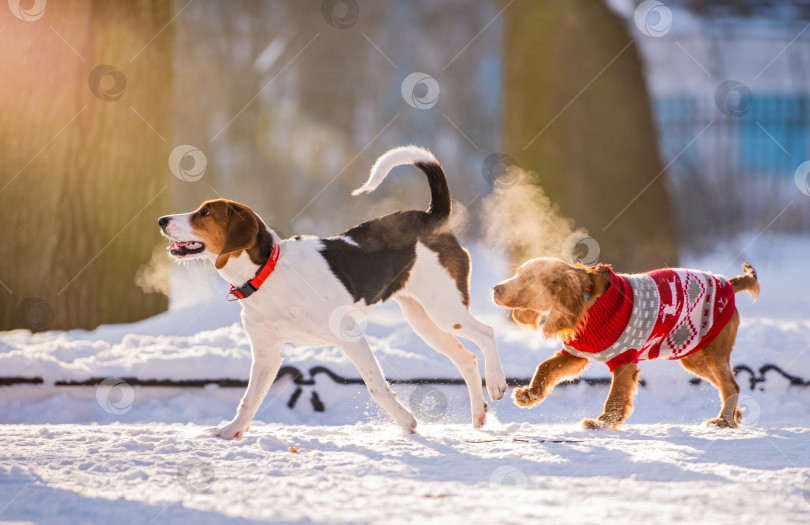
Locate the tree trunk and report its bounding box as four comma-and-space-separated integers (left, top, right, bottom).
503, 0, 678, 272
0, 0, 172, 331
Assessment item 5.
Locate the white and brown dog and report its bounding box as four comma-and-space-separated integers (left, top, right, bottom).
158, 146, 507, 439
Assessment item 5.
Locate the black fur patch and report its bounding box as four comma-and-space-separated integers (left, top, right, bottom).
414, 161, 451, 218
246, 225, 276, 266
319, 210, 470, 306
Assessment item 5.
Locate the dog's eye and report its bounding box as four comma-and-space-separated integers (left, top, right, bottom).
200, 207, 210, 217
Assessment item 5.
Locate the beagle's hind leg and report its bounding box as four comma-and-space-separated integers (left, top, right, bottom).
403, 244, 508, 402
418, 301, 507, 402
396, 295, 489, 429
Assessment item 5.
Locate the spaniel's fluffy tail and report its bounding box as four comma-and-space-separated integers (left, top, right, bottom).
729, 262, 760, 302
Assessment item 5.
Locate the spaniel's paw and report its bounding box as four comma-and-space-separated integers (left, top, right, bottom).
705, 417, 738, 429
581, 418, 603, 430
512, 386, 544, 408
582, 416, 620, 430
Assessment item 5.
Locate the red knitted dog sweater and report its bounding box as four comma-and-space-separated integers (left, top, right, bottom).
561, 266, 736, 371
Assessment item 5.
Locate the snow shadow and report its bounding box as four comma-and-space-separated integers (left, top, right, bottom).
277, 429, 729, 485
0, 474, 291, 525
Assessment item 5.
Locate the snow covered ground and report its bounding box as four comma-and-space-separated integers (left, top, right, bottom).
2, 422, 809, 524
1, 235, 810, 523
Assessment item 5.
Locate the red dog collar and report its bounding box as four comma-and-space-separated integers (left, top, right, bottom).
227, 243, 280, 301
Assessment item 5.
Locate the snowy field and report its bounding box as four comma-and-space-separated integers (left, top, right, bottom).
2, 235, 810, 523
3, 423, 809, 524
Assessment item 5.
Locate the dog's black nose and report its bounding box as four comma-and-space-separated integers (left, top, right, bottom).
158, 216, 170, 228
493, 284, 504, 297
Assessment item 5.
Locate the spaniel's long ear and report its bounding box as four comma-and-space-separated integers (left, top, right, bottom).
542, 268, 588, 340
512, 308, 541, 330
215, 203, 259, 270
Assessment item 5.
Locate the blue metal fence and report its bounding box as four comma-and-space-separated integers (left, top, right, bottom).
652, 94, 809, 246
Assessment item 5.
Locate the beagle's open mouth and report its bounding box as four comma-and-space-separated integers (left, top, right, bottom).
168, 240, 205, 256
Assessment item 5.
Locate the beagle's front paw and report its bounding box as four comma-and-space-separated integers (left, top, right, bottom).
512, 386, 544, 408
206, 420, 250, 440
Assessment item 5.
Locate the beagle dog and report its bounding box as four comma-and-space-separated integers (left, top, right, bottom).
493, 258, 759, 429
158, 146, 507, 439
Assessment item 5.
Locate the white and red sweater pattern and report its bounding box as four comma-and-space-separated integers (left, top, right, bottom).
561, 266, 736, 371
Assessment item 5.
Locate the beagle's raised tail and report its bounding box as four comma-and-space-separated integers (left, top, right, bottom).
352, 145, 451, 219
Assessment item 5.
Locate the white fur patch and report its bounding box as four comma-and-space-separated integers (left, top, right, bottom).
352, 145, 438, 195
338, 236, 359, 247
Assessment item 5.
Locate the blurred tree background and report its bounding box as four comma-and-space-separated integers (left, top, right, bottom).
503, 0, 678, 271
0, 0, 172, 331
171, 1, 500, 236
1, 0, 808, 330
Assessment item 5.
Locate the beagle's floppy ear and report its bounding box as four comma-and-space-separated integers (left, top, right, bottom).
542, 268, 589, 340
512, 308, 541, 330
215, 203, 259, 270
